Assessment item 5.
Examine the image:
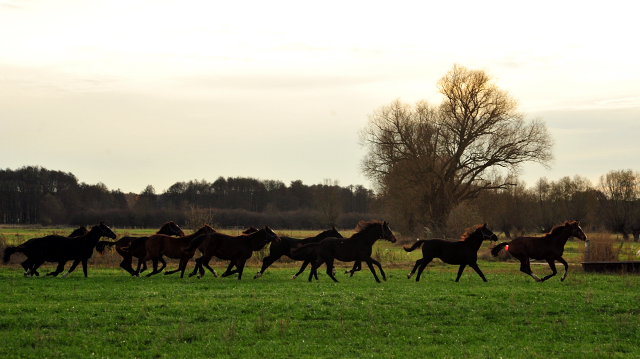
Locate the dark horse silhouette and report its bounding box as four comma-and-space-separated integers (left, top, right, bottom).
95, 221, 185, 276
491, 220, 587, 282
188, 226, 259, 278
122, 224, 216, 278
3, 222, 117, 277
296, 220, 397, 283
1, 226, 88, 277
253, 227, 344, 279
183, 226, 280, 280
403, 224, 498, 282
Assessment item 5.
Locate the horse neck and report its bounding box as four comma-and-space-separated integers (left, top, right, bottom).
186, 228, 209, 240
243, 230, 269, 250
83, 226, 105, 244
547, 227, 573, 246
350, 227, 381, 246
463, 233, 484, 251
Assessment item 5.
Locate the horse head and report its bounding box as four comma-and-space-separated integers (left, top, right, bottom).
381, 221, 397, 243
569, 221, 587, 241
243, 226, 259, 235
477, 223, 498, 242
97, 222, 117, 239
263, 226, 280, 243
167, 221, 185, 237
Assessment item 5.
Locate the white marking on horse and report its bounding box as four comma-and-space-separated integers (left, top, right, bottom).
291, 275, 297, 280
255, 272, 262, 278
62, 271, 70, 278
531, 273, 542, 282
407, 272, 413, 279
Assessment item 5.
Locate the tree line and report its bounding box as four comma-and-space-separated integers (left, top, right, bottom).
0, 166, 376, 229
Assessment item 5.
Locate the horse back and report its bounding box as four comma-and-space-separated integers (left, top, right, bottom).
421, 239, 477, 264
319, 237, 372, 262
509, 236, 563, 260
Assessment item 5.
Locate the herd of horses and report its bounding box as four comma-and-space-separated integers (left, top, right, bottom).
2, 220, 587, 283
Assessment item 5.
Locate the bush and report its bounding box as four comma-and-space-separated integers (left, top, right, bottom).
582, 233, 620, 261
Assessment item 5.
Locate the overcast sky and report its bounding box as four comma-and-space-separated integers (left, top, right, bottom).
1, 0, 639, 193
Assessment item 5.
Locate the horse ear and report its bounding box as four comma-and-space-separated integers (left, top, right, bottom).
483, 223, 487, 228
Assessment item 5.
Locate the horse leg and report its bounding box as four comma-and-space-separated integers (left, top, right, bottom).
345, 261, 361, 277
309, 259, 322, 282
541, 259, 558, 282
145, 258, 161, 277
236, 260, 246, 280
292, 260, 310, 279
558, 257, 570, 282
47, 262, 67, 277
202, 259, 218, 277
81, 259, 89, 277
29, 259, 46, 277
364, 259, 381, 283
407, 259, 423, 279
468, 263, 488, 282
455, 264, 467, 282
325, 258, 339, 282
178, 258, 189, 278
62, 260, 81, 277
255, 254, 278, 279
220, 262, 236, 278
188, 257, 201, 278
367, 258, 387, 281
518, 257, 541, 282
415, 258, 433, 282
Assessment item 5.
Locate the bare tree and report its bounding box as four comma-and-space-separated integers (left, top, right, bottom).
314, 179, 343, 228
360, 64, 553, 235
597, 169, 640, 240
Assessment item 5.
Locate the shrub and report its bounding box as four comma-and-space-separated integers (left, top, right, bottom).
582, 233, 620, 261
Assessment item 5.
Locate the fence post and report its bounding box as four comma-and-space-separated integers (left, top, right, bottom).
585, 241, 590, 262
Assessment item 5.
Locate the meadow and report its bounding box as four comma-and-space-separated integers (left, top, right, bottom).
1, 227, 640, 358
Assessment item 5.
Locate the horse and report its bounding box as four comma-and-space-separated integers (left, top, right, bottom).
299, 220, 397, 283
1, 226, 89, 277
188, 226, 259, 278
491, 220, 587, 282
183, 226, 280, 280
123, 224, 216, 278
403, 224, 498, 282
253, 227, 344, 279
95, 221, 185, 276
3, 222, 117, 277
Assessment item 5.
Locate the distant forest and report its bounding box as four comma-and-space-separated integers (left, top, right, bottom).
0, 166, 379, 229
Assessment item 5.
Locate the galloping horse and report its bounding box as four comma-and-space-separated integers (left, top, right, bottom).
2, 226, 88, 277
403, 224, 498, 282
183, 226, 280, 280
254, 227, 343, 279
123, 225, 216, 278
491, 220, 587, 282
3, 222, 117, 277
188, 226, 259, 278
95, 221, 185, 276
299, 220, 397, 283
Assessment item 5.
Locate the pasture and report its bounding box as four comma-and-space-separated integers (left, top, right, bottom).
1, 226, 640, 358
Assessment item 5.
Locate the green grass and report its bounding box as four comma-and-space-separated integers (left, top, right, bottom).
1, 265, 639, 358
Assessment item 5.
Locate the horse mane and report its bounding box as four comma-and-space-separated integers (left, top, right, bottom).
544, 221, 577, 237
460, 224, 484, 241
354, 220, 384, 234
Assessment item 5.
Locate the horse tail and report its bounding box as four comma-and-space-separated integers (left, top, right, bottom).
403, 240, 427, 252
182, 234, 208, 253
3, 246, 19, 263
95, 241, 117, 254
491, 242, 509, 257
121, 237, 146, 252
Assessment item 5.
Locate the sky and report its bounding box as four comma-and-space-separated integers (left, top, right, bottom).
1, 0, 639, 194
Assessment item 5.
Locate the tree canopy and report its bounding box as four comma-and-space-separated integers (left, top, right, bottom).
360, 64, 554, 235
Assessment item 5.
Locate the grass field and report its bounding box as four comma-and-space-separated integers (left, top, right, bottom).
1, 227, 640, 358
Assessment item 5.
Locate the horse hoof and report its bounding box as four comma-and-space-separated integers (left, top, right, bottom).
62, 272, 70, 278
291, 275, 297, 280
254, 272, 262, 279
383, 277, 387, 282
407, 273, 413, 279
212, 271, 218, 278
